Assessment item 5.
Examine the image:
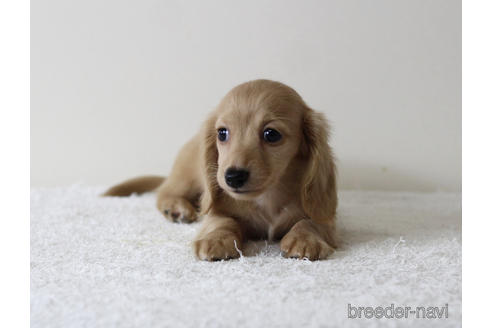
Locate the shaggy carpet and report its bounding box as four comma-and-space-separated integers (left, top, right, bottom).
31, 186, 461, 327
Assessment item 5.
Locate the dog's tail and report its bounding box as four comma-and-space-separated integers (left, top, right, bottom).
102, 175, 165, 197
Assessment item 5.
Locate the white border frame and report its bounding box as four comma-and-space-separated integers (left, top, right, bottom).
0, 0, 30, 327
463, 0, 492, 326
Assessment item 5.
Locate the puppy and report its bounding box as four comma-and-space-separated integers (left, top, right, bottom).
104, 79, 338, 261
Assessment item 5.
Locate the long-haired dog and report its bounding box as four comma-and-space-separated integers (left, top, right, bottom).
104, 79, 338, 261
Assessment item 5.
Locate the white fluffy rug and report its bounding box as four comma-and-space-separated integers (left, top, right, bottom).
31, 186, 461, 327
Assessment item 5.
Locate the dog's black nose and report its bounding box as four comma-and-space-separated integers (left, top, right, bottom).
225, 168, 249, 188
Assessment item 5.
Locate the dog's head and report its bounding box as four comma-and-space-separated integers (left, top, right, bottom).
200, 79, 336, 221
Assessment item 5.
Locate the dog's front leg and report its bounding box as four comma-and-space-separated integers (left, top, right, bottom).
280, 219, 336, 260
193, 214, 243, 261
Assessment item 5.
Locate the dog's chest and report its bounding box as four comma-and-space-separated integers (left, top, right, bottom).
248, 197, 301, 241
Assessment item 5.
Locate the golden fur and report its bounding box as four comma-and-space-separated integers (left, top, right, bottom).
104, 79, 338, 261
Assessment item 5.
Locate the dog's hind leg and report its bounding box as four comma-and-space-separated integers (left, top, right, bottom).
156, 135, 203, 223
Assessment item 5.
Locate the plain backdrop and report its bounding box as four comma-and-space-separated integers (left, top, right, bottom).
31, 0, 461, 191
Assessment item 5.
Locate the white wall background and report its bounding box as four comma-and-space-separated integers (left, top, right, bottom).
31, 0, 461, 191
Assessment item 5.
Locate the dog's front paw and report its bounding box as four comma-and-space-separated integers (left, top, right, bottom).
193, 234, 241, 261
157, 196, 197, 223
280, 230, 334, 261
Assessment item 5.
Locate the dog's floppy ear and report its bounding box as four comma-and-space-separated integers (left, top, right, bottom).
300, 106, 338, 225
199, 112, 220, 214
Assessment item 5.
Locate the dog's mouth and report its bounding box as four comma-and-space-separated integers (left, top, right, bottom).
226, 187, 264, 200
219, 175, 269, 199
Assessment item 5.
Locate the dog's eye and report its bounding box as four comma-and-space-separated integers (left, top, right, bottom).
263, 128, 282, 143
217, 128, 229, 142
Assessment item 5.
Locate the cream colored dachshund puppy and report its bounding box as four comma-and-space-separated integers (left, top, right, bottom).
104, 79, 338, 261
